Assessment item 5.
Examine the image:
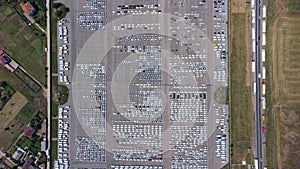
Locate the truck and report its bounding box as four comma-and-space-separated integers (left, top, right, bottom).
262, 96, 266, 110
262, 114, 266, 121
252, 60, 256, 72
262, 33, 266, 46
252, 27, 256, 40
262, 67, 266, 80
263, 5, 267, 18
254, 158, 259, 169
262, 82, 266, 95
262, 49, 266, 62
262, 20, 266, 33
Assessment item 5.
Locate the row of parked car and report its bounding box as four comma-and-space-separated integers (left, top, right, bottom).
58, 19, 71, 85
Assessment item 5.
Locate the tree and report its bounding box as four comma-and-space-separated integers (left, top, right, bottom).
0, 81, 7, 87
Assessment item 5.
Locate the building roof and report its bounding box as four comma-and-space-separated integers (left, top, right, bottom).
12, 150, 23, 161
24, 125, 35, 137
20, 2, 36, 16
22, 157, 36, 169
0, 50, 11, 65
41, 139, 46, 152
0, 55, 10, 65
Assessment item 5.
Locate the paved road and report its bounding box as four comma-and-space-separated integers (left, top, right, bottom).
254, 0, 263, 168
46, 0, 51, 168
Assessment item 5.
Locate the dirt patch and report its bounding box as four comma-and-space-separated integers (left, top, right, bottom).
231, 0, 247, 13
0, 91, 28, 131
245, 7, 251, 87
8, 14, 22, 26
214, 86, 228, 104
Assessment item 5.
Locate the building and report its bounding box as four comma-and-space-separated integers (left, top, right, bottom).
12, 147, 26, 162
22, 156, 36, 169
23, 125, 36, 137
20, 2, 37, 16
0, 50, 19, 72
40, 138, 46, 152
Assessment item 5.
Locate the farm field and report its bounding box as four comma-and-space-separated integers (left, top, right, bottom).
269, 15, 300, 169
0, 91, 27, 150
0, 91, 27, 131
265, 0, 300, 168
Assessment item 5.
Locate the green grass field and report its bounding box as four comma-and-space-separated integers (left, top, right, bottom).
51, 119, 58, 139
51, 140, 58, 161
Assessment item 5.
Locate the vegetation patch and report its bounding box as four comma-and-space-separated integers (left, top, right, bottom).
16, 135, 41, 155
53, 3, 67, 20
0, 81, 15, 110
2, 7, 14, 17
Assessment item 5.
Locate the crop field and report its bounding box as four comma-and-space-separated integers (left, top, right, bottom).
0, 91, 27, 150
0, 91, 27, 130
270, 16, 300, 169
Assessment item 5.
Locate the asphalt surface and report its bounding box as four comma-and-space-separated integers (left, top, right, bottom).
52, 1, 229, 168
45, 0, 51, 168
254, 0, 263, 168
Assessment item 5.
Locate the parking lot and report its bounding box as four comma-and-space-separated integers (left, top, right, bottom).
54, 0, 229, 168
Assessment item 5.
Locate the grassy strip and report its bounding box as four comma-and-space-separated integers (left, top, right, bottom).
229, 13, 252, 165
265, 0, 277, 168
52, 119, 58, 139
51, 140, 58, 161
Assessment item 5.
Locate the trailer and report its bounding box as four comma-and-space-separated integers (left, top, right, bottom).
253, 40, 256, 53
262, 82, 266, 95
252, 9, 255, 18
262, 20, 266, 33
255, 158, 259, 169
262, 49, 266, 62
251, 0, 255, 9
262, 96, 266, 109
252, 60, 256, 72
252, 27, 256, 40
263, 5, 267, 18
262, 67, 266, 80
253, 82, 256, 94
262, 33, 266, 46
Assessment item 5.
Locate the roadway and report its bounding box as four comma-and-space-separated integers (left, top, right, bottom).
254, 0, 263, 168
46, 0, 51, 168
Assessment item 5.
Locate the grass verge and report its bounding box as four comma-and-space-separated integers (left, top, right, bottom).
229, 13, 253, 165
